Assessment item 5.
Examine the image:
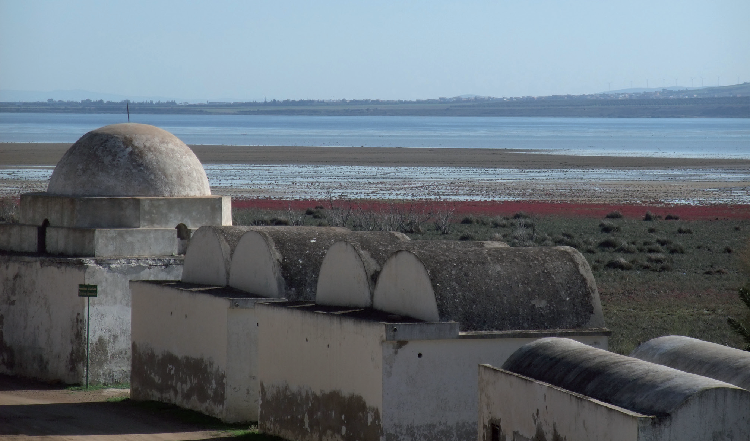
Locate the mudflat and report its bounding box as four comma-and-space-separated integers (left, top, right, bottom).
2, 143, 749, 204
2, 143, 750, 169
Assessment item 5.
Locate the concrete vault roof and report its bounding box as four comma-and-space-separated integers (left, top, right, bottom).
47, 123, 211, 197
502, 337, 738, 417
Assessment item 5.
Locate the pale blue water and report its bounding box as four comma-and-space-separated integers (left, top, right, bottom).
1, 113, 748, 158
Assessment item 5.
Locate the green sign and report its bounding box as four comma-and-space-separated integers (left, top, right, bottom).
78, 284, 98, 297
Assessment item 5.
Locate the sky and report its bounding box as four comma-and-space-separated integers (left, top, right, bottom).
1, 0, 748, 101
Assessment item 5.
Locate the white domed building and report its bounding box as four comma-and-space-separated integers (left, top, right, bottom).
5, 123, 230, 257
0, 124, 231, 384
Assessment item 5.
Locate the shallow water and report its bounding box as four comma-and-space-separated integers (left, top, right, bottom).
3, 165, 748, 204
1, 113, 749, 158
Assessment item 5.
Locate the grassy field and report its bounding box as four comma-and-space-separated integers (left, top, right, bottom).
233, 203, 750, 354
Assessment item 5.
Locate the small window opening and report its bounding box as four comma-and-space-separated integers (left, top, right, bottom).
175, 223, 191, 240
490, 423, 501, 441
37, 219, 50, 254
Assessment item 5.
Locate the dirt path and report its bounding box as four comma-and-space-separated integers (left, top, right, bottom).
0, 375, 232, 441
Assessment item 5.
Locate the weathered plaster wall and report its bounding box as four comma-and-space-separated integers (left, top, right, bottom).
257, 303, 385, 441
0, 224, 38, 253
46, 227, 178, 257
478, 365, 647, 441
226, 305, 259, 422
131, 281, 277, 422
382, 332, 608, 441
653, 386, 750, 440
0, 255, 181, 384
131, 282, 229, 418
20, 194, 230, 229
0, 256, 85, 383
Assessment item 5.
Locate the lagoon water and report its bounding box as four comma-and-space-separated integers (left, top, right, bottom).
1, 113, 749, 158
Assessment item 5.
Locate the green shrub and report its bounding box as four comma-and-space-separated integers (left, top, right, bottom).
460, 216, 475, 225
599, 221, 620, 233
491, 218, 508, 228
512, 211, 530, 219
647, 254, 668, 264
728, 286, 750, 350
605, 211, 623, 219
668, 244, 685, 254
553, 235, 578, 248
599, 238, 623, 249
616, 243, 638, 254
605, 258, 633, 270
677, 227, 693, 234
459, 233, 476, 241
644, 211, 661, 221
665, 214, 680, 220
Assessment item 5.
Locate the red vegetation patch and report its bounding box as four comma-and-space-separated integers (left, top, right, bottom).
231, 198, 750, 221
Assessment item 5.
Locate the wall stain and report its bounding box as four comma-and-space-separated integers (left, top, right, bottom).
386, 421, 475, 441
484, 419, 507, 441
67, 312, 85, 377
507, 422, 566, 441
260, 382, 381, 441
131, 343, 226, 412
0, 314, 15, 370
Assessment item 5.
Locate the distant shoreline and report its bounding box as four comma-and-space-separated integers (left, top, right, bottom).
2, 143, 750, 169
2, 95, 749, 118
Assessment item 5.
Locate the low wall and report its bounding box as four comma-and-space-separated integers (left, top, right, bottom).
0, 254, 181, 384
131, 281, 268, 422
257, 302, 388, 441
255, 301, 610, 441
478, 364, 647, 441
381, 331, 608, 441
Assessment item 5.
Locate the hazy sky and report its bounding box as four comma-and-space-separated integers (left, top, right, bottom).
1, 0, 748, 101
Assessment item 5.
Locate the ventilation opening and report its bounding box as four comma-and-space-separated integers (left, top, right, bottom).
37, 219, 49, 254
175, 223, 191, 240
490, 423, 501, 441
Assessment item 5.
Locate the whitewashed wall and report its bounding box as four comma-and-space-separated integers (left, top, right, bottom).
257, 303, 385, 441
382, 333, 608, 441
131, 281, 266, 422
478, 365, 645, 441
0, 255, 181, 384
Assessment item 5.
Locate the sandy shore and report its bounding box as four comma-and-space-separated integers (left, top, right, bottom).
1, 143, 749, 204
2, 143, 750, 169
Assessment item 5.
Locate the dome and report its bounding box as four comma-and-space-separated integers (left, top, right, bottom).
47, 123, 211, 197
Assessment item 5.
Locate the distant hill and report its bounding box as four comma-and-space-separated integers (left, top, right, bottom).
601, 83, 750, 98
